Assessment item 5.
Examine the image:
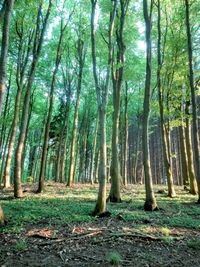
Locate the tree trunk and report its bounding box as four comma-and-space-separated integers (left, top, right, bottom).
92, 108, 107, 214
67, 39, 85, 187
14, 1, 52, 198
185, 101, 197, 194
123, 82, 128, 186
0, 0, 15, 114
4, 86, 22, 188
157, 0, 175, 197
109, 0, 128, 203
185, 0, 200, 202
143, 0, 157, 211
37, 22, 64, 193
89, 112, 98, 184
179, 125, 189, 187
90, 0, 117, 215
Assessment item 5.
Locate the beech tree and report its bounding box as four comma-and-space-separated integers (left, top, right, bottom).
142, 0, 158, 211
0, 0, 15, 114
91, 0, 117, 215
14, 0, 52, 198
184, 0, 200, 203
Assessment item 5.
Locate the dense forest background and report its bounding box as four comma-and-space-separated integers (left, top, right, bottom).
0, 0, 200, 217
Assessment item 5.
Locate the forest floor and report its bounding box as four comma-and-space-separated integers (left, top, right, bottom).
1, 183, 200, 267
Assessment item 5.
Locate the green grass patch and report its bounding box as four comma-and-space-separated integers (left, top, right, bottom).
1, 184, 200, 234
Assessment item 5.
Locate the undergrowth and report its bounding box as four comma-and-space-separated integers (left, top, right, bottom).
1, 184, 200, 234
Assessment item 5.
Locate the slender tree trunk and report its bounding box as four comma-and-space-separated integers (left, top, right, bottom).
14, 1, 52, 198
4, 87, 22, 188
109, 78, 121, 201
123, 82, 128, 186
67, 87, 81, 186
0, 70, 11, 153
157, 0, 175, 197
94, 148, 100, 184
89, 112, 98, 184
185, 0, 200, 202
0, 123, 12, 186
179, 125, 190, 187
37, 22, 64, 193
0, 0, 15, 114
67, 39, 85, 187
109, 0, 129, 202
143, 0, 157, 211
185, 101, 197, 194
93, 108, 107, 214
90, 0, 117, 215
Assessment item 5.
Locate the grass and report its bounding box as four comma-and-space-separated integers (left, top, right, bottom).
187, 239, 200, 249
107, 251, 122, 266
14, 239, 28, 252
1, 183, 200, 234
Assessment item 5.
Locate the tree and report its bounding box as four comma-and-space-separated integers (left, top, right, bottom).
156, 0, 176, 197
109, 0, 129, 203
37, 20, 67, 193
185, 0, 200, 202
90, 0, 117, 215
142, 0, 158, 211
13, 0, 52, 198
67, 37, 86, 187
0, 0, 15, 114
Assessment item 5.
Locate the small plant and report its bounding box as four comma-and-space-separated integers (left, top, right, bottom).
187, 239, 200, 249
27, 176, 34, 184
160, 227, 171, 236
14, 239, 28, 251
107, 251, 122, 266
162, 236, 174, 244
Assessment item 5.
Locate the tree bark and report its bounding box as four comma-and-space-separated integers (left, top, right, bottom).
143, 0, 158, 211
109, 0, 129, 203
185, 0, 200, 202
157, 0, 176, 197
14, 1, 52, 198
0, 0, 15, 114
179, 125, 189, 187
67, 39, 85, 187
37, 21, 65, 193
89, 111, 98, 184
90, 0, 116, 215
185, 101, 197, 194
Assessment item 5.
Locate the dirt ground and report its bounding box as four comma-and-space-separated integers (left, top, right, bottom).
1, 183, 200, 267
1, 217, 200, 267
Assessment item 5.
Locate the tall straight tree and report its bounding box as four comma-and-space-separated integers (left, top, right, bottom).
185, 0, 200, 202
4, 21, 33, 188
185, 100, 197, 194
109, 0, 129, 203
0, 0, 15, 223
13, 0, 52, 198
157, 0, 176, 197
143, 0, 158, 211
91, 0, 117, 215
0, 0, 15, 114
37, 21, 67, 193
67, 37, 86, 187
